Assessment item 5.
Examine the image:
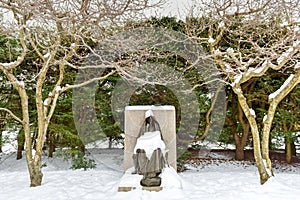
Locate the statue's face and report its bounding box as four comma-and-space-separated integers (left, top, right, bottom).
146, 117, 151, 124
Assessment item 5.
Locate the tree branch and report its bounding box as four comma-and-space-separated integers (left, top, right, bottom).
0, 108, 22, 124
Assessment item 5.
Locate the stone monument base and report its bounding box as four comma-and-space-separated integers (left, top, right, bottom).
118, 168, 163, 192
142, 186, 163, 192
118, 166, 182, 192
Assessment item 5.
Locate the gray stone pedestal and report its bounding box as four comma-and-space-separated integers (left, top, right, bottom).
124, 105, 177, 172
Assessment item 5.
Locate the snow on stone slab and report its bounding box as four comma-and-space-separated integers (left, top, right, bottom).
118, 168, 143, 189
269, 74, 295, 100
118, 166, 183, 190
125, 105, 175, 111
133, 131, 166, 160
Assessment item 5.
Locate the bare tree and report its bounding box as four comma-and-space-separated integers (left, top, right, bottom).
0, 0, 162, 187
187, 0, 300, 184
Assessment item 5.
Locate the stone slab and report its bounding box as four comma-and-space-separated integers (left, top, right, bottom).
124, 105, 177, 172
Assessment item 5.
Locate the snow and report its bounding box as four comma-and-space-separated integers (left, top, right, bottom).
263, 159, 272, 176
277, 47, 294, 64
269, 74, 295, 100
231, 74, 242, 87
1, 148, 300, 200
208, 37, 215, 44
0, 60, 17, 67
125, 105, 175, 111
263, 115, 267, 122
43, 52, 50, 59
55, 86, 62, 92
119, 166, 183, 190
1, 130, 18, 154
214, 49, 221, 55
293, 40, 300, 47
18, 81, 25, 88
295, 62, 300, 70
218, 21, 225, 28
133, 131, 166, 160
43, 98, 49, 106
247, 62, 266, 75
249, 108, 256, 116
226, 47, 234, 54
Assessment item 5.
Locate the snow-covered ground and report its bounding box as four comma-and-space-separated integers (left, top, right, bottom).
1, 148, 300, 200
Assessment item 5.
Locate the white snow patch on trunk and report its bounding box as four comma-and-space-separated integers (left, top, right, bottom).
18, 81, 25, 87
55, 86, 62, 92
263, 159, 273, 176
231, 74, 242, 87
208, 37, 215, 43
43, 98, 49, 106
263, 115, 267, 122
250, 108, 256, 116
43, 52, 50, 58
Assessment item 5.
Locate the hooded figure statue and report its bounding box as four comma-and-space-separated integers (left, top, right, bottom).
132, 110, 168, 187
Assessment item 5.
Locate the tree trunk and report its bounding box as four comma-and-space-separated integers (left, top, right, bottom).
229, 93, 250, 161
109, 136, 113, 149
0, 115, 4, 153
17, 83, 44, 187
235, 144, 245, 160
28, 161, 43, 187
283, 120, 294, 163
233, 86, 270, 184
0, 130, 2, 153
48, 132, 55, 158
286, 138, 292, 164
17, 129, 25, 160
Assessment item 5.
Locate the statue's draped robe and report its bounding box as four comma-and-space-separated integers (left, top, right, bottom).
133, 116, 166, 177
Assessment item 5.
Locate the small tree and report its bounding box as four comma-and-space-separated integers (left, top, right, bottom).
188, 0, 300, 184
0, 0, 162, 187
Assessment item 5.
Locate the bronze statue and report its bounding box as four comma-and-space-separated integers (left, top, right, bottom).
132, 110, 168, 187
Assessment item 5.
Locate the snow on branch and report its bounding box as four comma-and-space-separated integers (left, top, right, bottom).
268, 73, 299, 101
276, 40, 300, 67
249, 108, 256, 117
61, 70, 116, 93
295, 62, 300, 70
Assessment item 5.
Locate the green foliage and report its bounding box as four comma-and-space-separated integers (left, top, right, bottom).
56, 149, 96, 170
177, 150, 191, 172
95, 73, 123, 146
70, 156, 96, 171
146, 16, 186, 33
